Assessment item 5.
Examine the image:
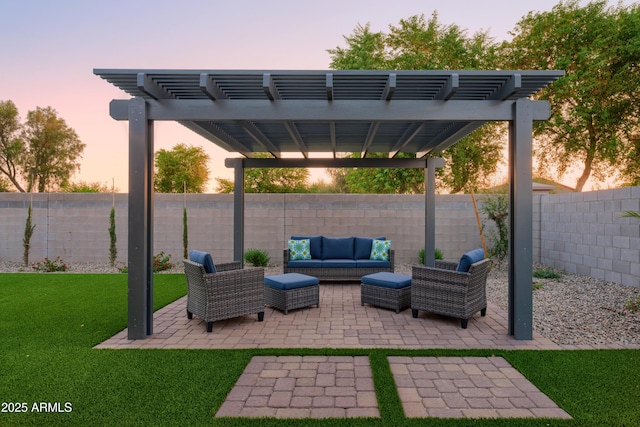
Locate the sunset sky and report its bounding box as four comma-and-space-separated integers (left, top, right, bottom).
1, 0, 629, 192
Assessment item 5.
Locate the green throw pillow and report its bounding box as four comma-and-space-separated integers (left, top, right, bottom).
288, 239, 311, 260
370, 239, 392, 261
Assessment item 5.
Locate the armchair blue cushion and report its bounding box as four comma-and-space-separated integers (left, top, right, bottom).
456, 248, 485, 272
189, 250, 216, 273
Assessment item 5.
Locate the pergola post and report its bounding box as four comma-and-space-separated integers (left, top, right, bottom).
424, 158, 444, 267
508, 98, 534, 339
229, 158, 245, 265
127, 97, 154, 339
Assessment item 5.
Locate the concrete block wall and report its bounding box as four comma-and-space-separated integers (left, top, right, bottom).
539, 187, 640, 288
3, 189, 637, 288
0, 193, 484, 266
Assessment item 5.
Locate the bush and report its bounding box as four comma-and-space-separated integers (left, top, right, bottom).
620, 297, 639, 316
533, 266, 561, 279
244, 248, 270, 267
418, 248, 443, 265
32, 256, 68, 272
481, 193, 509, 261
118, 252, 174, 273
153, 252, 174, 272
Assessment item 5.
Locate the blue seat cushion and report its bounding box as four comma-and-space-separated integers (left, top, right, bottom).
356, 259, 390, 268
321, 259, 357, 268
287, 259, 323, 269
291, 235, 322, 259
264, 273, 319, 290
361, 272, 411, 289
322, 236, 355, 259
456, 248, 486, 272
354, 237, 386, 259
189, 250, 216, 273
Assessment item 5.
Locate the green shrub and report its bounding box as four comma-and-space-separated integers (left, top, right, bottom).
153, 252, 174, 272
418, 248, 443, 265
533, 266, 561, 279
244, 248, 270, 267
118, 252, 175, 273
481, 193, 509, 261
32, 256, 68, 272
620, 297, 640, 316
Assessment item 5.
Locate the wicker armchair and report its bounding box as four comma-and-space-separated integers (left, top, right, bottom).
183, 259, 265, 332
411, 258, 491, 329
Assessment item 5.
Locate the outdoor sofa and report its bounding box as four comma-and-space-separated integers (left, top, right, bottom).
283, 235, 394, 281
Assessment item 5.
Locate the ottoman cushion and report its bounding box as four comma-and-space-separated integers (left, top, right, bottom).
264, 273, 319, 290
361, 272, 411, 289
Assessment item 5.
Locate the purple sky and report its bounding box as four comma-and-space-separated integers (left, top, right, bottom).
1, 0, 629, 192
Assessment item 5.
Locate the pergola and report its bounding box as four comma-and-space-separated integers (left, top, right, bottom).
94, 69, 564, 341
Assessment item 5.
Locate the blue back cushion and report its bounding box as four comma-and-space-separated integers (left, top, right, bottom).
354, 237, 386, 259
321, 236, 355, 259
291, 235, 322, 259
456, 248, 485, 272
189, 250, 216, 273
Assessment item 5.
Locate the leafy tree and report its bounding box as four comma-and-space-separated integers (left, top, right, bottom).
0, 100, 26, 192
0, 176, 12, 192
438, 125, 504, 193
620, 132, 640, 186
504, 0, 640, 191
328, 23, 388, 70
21, 106, 85, 192
331, 152, 424, 194
385, 13, 499, 70
328, 13, 503, 193
61, 180, 113, 193
215, 153, 310, 193
154, 143, 210, 193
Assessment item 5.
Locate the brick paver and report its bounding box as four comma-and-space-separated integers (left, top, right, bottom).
388, 356, 572, 419
215, 356, 380, 419
96, 284, 569, 350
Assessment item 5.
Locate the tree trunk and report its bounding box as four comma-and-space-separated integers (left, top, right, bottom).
575, 117, 598, 192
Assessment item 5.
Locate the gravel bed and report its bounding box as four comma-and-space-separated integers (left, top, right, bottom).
2, 260, 638, 346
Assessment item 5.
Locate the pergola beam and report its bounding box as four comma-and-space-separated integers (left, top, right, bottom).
199, 73, 229, 100
237, 120, 281, 158
109, 99, 552, 122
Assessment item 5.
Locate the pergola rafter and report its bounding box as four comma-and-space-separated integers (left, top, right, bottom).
95, 68, 564, 342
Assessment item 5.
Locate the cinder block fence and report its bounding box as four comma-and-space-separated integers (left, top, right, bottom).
0, 188, 638, 289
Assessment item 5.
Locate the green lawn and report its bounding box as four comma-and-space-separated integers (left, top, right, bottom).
1, 273, 639, 426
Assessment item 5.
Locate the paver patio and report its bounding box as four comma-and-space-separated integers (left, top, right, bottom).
96, 283, 583, 420
97, 284, 564, 350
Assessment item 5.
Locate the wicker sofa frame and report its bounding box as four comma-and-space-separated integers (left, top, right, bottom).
283, 249, 395, 281
183, 259, 265, 332
411, 258, 491, 329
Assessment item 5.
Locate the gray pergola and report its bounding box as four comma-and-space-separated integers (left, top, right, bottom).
94, 69, 564, 341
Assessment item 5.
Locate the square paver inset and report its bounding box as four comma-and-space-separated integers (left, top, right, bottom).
388, 356, 572, 419
216, 356, 380, 418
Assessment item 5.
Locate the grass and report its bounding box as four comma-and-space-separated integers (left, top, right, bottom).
533, 267, 562, 279
1, 274, 639, 426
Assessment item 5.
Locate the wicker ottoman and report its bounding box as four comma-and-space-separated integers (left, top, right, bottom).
361, 272, 412, 313
264, 273, 320, 314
